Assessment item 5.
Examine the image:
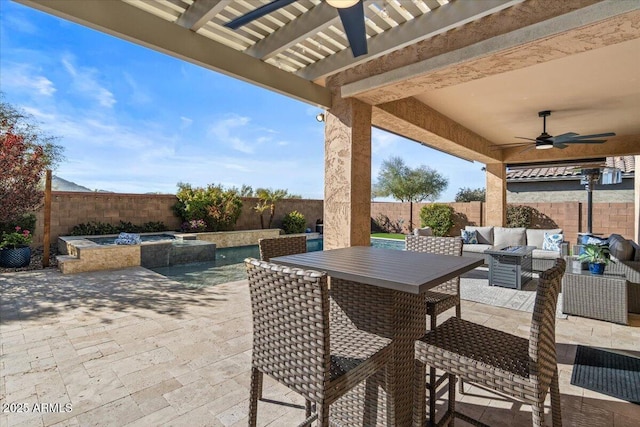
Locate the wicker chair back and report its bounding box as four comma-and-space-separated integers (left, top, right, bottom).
258, 235, 307, 261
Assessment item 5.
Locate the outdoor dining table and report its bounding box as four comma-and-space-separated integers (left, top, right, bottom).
271, 245, 483, 427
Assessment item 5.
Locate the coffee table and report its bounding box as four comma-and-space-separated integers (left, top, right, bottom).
484, 245, 535, 290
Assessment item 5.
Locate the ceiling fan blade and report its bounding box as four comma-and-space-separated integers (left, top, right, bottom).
550, 132, 578, 143
337, 1, 368, 57
562, 139, 607, 144
553, 142, 568, 149
225, 0, 296, 29
489, 142, 532, 151
519, 144, 537, 153
515, 137, 537, 142
570, 132, 616, 139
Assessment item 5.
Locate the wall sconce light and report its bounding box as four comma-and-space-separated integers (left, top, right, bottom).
316, 113, 325, 122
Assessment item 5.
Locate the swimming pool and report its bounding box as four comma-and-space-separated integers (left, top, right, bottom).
152, 238, 324, 287
87, 233, 176, 245
154, 237, 408, 287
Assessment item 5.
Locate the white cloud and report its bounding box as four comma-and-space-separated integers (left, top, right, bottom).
61, 54, 116, 108
208, 115, 255, 154
122, 72, 152, 105
0, 63, 56, 96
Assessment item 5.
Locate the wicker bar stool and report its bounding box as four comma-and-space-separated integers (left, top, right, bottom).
414, 258, 566, 427
258, 235, 307, 262
245, 258, 393, 426
405, 235, 465, 417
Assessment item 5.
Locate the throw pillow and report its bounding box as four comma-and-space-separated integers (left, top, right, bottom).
542, 232, 564, 252
461, 229, 478, 244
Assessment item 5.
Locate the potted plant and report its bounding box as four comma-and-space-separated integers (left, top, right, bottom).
577, 243, 613, 275
0, 226, 33, 268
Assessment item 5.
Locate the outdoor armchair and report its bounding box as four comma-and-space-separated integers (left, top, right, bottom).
414, 258, 565, 427
258, 235, 306, 262
405, 234, 465, 418
245, 258, 393, 426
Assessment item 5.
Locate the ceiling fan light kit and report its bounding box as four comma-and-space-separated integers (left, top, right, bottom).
326, 0, 359, 8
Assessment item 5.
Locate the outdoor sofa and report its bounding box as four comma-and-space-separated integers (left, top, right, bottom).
460, 226, 568, 272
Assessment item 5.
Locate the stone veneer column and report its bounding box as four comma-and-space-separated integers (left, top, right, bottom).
485, 163, 506, 226
323, 96, 372, 249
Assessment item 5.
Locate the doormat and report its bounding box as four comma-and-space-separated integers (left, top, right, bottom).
571, 345, 640, 404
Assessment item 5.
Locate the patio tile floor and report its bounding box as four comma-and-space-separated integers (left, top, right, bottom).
1, 267, 639, 426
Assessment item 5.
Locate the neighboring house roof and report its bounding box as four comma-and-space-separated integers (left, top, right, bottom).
507, 156, 635, 182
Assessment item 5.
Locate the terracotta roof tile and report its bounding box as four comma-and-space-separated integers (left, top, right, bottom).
507, 156, 635, 180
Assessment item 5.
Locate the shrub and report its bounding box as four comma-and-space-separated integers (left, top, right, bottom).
181, 219, 207, 232
281, 211, 306, 234
372, 214, 404, 234
507, 205, 533, 228
69, 221, 167, 236
419, 204, 454, 236
0, 213, 36, 236
173, 183, 243, 232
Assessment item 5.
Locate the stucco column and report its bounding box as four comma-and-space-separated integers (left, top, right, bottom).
635, 155, 639, 242
323, 96, 372, 249
485, 162, 507, 226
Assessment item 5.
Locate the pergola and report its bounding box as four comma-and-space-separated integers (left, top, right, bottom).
17, 0, 640, 248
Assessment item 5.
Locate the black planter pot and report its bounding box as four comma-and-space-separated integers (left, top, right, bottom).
0, 246, 32, 268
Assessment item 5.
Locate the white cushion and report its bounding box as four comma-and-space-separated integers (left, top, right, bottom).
526, 228, 563, 249
532, 249, 561, 259
464, 226, 494, 245
414, 227, 433, 237
494, 227, 526, 247
463, 244, 493, 253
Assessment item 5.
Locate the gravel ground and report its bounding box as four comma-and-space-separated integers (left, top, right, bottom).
0, 245, 59, 274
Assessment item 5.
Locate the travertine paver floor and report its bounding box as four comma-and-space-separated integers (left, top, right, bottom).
1, 267, 639, 426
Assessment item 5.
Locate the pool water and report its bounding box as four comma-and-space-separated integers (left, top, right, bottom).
154, 237, 405, 288
88, 233, 176, 245
152, 238, 324, 288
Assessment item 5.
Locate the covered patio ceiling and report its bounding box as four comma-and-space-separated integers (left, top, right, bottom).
17, 0, 640, 167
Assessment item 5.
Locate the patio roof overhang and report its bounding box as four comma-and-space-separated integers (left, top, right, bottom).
15, 0, 640, 245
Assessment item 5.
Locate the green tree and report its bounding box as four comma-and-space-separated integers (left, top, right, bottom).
419, 204, 455, 237
254, 188, 295, 229
373, 156, 448, 229
455, 187, 485, 202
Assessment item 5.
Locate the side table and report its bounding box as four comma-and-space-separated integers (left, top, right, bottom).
562, 270, 629, 324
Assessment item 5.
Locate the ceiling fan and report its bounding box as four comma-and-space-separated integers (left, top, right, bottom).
225, 0, 367, 57
495, 110, 616, 151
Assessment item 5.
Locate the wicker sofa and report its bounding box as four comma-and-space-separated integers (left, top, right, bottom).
604, 234, 640, 314
562, 234, 640, 322
461, 226, 568, 272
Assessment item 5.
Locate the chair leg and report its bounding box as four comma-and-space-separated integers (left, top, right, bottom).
531, 400, 544, 427
455, 302, 464, 395
550, 369, 562, 427
414, 359, 427, 427
429, 366, 437, 426
305, 400, 312, 419
317, 403, 330, 427
249, 368, 262, 427
448, 373, 456, 427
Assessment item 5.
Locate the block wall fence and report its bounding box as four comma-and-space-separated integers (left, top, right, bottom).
32, 192, 635, 246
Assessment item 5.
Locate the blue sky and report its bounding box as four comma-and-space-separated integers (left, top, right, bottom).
0, 0, 486, 201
